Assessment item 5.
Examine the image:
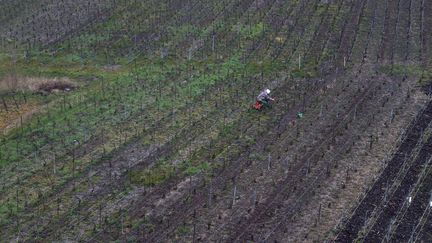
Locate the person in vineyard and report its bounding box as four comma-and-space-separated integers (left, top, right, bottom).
253, 89, 274, 110
256, 88, 275, 108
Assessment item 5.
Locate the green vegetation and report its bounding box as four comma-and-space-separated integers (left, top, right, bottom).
175, 224, 191, 235
379, 64, 425, 78
129, 160, 175, 186
0, 0, 430, 241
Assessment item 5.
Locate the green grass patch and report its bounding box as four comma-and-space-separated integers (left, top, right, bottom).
379, 64, 425, 78
129, 160, 175, 186
175, 224, 191, 235
233, 22, 264, 39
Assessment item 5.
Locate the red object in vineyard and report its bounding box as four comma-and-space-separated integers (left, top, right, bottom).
252, 101, 263, 110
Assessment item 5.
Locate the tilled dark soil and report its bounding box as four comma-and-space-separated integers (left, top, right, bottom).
390, 162, 432, 242
418, 211, 432, 242
335, 101, 432, 242
364, 132, 432, 241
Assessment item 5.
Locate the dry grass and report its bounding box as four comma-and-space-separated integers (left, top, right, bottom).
0, 75, 77, 93
0, 102, 39, 134
0, 76, 77, 134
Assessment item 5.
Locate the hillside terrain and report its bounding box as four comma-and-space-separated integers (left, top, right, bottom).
0, 0, 432, 242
